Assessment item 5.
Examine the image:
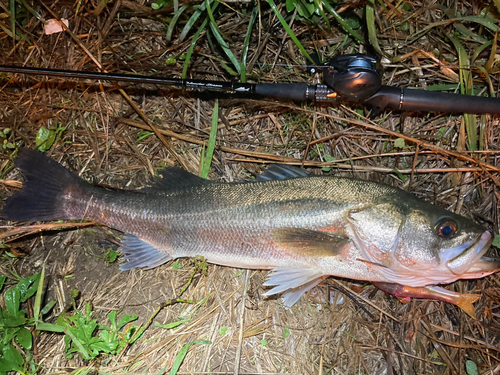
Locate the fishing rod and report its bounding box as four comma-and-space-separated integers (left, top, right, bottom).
1, 54, 500, 116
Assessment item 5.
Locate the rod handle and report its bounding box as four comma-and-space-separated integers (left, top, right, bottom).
365, 86, 500, 115
254, 83, 315, 101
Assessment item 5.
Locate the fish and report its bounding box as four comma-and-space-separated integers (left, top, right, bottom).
2, 148, 499, 316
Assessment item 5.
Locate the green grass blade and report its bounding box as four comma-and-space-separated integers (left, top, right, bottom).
455, 15, 498, 34
9, 0, 15, 40
448, 34, 477, 151
366, 2, 383, 56
495, 0, 500, 13
240, 5, 258, 82
179, 1, 208, 42
35, 322, 66, 332
206, 0, 240, 75
208, 22, 240, 74
320, 0, 364, 43
167, 5, 188, 41
182, 18, 208, 78
200, 99, 218, 178
33, 264, 45, 321
205, 0, 223, 38
266, 0, 313, 64
471, 39, 493, 63
170, 340, 210, 375
17, 0, 42, 20
63, 327, 91, 359
447, 35, 469, 95
312, 0, 330, 29
477, 66, 494, 97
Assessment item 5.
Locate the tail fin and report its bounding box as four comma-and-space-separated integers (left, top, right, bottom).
2, 148, 89, 222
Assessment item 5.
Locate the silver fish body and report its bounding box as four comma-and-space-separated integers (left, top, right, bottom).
2, 148, 497, 306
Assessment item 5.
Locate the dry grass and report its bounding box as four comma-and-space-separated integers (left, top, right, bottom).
1, 0, 500, 374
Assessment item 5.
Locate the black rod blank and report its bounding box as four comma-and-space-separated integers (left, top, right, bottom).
0, 65, 314, 100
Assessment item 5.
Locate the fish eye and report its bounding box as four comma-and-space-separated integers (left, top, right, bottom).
435, 219, 458, 239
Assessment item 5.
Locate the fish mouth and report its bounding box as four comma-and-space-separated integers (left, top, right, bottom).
445, 231, 493, 275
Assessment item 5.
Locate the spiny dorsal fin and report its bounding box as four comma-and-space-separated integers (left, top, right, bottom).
255, 164, 312, 182
142, 168, 215, 192
145, 164, 312, 192
272, 228, 350, 257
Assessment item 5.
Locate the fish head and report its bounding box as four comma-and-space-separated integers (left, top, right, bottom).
347, 191, 493, 285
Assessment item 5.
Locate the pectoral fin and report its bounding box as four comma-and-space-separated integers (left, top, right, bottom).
263, 267, 327, 306
272, 228, 350, 257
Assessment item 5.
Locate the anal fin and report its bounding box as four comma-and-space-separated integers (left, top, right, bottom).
120, 234, 172, 271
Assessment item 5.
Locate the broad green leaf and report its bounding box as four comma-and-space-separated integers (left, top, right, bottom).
2, 311, 27, 328
17, 273, 40, 302
15, 327, 32, 350
118, 314, 138, 330
4, 288, 20, 315
0, 344, 24, 373
394, 138, 405, 148
492, 235, 500, 248
63, 327, 92, 359
466, 360, 478, 375
107, 311, 117, 329
36, 126, 56, 152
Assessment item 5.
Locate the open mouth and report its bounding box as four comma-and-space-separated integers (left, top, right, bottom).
446, 231, 493, 275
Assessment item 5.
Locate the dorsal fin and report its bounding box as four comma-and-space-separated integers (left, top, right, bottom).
255, 164, 312, 182
142, 167, 214, 192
